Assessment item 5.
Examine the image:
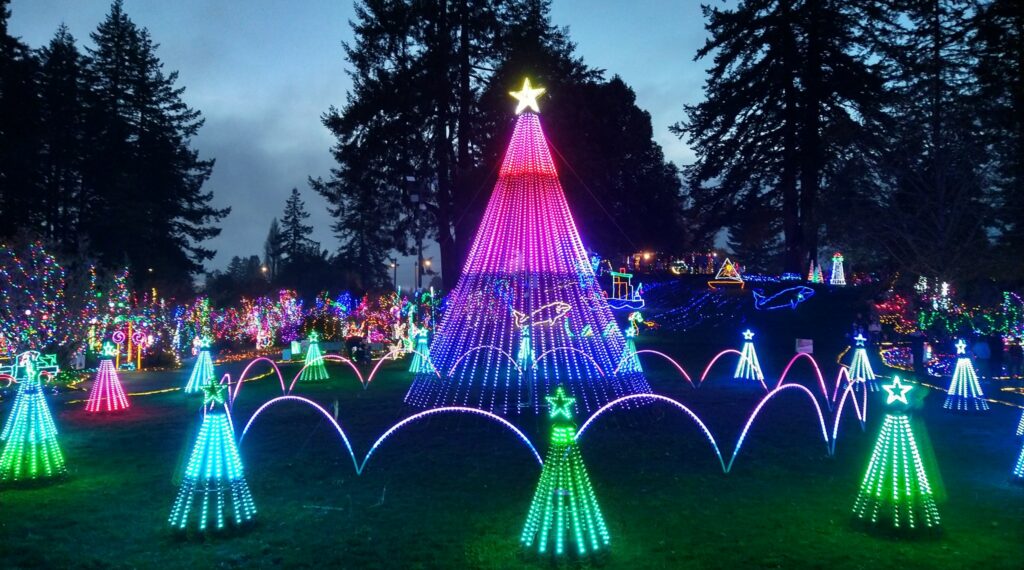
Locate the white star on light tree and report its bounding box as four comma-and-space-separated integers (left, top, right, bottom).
510, 78, 546, 114
883, 376, 913, 405
742, 329, 755, 340
854, 333, 866, 347
955, 339, 967, 355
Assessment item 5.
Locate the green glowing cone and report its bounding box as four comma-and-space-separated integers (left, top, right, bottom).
521, 386, 609, 557
852, 377, 940, 534
0, 354, 66, 483
299, 331, 329, 382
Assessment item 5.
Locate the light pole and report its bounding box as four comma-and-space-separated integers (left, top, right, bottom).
390, 259, 398, 290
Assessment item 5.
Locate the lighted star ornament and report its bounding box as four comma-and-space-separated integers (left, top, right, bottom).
510, 78, 545, 114
203, 382, 227, 407
742, 329, 755, 341
955, 339, 967, 355
883, 376, 913, 405
854, 333, 866, 347
546, 386, 576, 419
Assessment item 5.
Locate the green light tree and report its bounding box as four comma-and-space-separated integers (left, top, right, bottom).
852, 376, 941, 533
0, 352, 67, 483
299, 331, 328, 382
521, 386, 609, 557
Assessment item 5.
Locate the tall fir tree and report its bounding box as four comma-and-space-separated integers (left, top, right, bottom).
676, 0, 887, 271
263, 217, 283, 280
35, 24, 87, 252
81, 1, 228, 293
280, 187, 314, 261
0, 0, 41, 236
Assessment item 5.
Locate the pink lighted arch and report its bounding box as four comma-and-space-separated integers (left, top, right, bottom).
614, 350, 694, 386
230, 357, 286, 402
287, 354, 365, 393
698, 349, 742, 385
727, 384, 830, 472
775, 352, 829, 403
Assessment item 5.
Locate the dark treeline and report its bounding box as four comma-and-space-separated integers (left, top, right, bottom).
315, 0, 684, 290
0, 0, 226, 297
677, 0, 1021, 285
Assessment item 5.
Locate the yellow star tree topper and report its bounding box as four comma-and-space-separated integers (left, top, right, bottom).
510, 78, 545, 114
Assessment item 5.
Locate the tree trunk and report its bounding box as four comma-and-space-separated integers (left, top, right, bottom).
431, 0, 458, 290
780, 3, 802, 273
799, 0, 823, 264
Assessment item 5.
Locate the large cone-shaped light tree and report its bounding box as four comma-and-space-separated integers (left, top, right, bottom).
405, 79, 649, 414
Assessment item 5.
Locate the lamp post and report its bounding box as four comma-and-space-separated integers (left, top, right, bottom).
390, 259, 398, 290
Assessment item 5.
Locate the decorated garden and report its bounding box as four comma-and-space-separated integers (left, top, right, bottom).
2, 1, 1023, 568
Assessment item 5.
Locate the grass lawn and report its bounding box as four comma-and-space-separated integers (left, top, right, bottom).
1, 294, 1022, 568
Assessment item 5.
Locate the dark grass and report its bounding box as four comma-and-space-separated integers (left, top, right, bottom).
2, 290, 1023, 568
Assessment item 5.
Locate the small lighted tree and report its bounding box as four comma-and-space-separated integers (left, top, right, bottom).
852, 376, 941, 533
944, 339, 989, 412
86, 341, 130, 412
734, 329, 764, 382
1016, 409, 1024, 437
617, 328, 642, 374
0, 352, 67, 482
830, 252, 846, 286
516, 326, 535, 371
521, 386, 610, 557
299, 331, 329, 382
408, 329, 435, 374
1013, 440, 1024, 484
184, 337, 215, 393
848, 333, 877, 391
169, 382, 257, 532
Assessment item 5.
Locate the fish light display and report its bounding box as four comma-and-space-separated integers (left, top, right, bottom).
0, 352, 66, 482
169, 382, 256, 532
852, 377, 940, 533
943, 339, 988, 412
86, 341, 130, 412
405, 79, 648, 414
184, 337, 215, 393
521, 386, 609, 557
299, 331, 328, 382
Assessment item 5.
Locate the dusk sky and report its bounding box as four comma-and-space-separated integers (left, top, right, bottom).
9, 1, 710, 288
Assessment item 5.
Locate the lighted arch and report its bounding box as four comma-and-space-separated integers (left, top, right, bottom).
287, 354, 365, 393
575, 393, 725, 472
366, 347, 441, 386
831, 383, 866, 456
238, 397, 542, 475
449, 345, 523, 377
230, 357, 287, 402
698, 349, 742, 386
775, 352, 829, 403
533, 347, 607, 377
726, 383, 830, 472
614, 349, 694, 386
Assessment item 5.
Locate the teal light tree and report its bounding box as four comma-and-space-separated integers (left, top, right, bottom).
943, 339, 988, 412
169, 382, 257, 532
184, 337, 215, 393
408, 329, 435, 374
521, 386, 610, 557
848, 333, 877, 391
852, 376, 941, 533
617, 328, 642, 374
1013, 439, 1024, 484
0, 352, 67, 483
734, 329, 764, 382
299, 331, 328, 382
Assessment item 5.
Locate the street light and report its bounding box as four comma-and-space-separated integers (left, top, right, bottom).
390, 259, 399, 290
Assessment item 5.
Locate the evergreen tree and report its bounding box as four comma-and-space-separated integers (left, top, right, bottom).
82, 1, 227, 292
280, 187, 314, 260
974, 0, 1022, 278
676, 0, 886, 272
263, 217, 283, 280
0, 0, 41, 235
867, 0, 991, 282
35, 24, 87, 252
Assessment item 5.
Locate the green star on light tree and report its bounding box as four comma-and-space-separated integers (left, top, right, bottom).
852, 376, 941, 533
521, 386, 610, 558
299, 330, 329, 382
168, 381, 257, 533
0, 352, 67, 483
